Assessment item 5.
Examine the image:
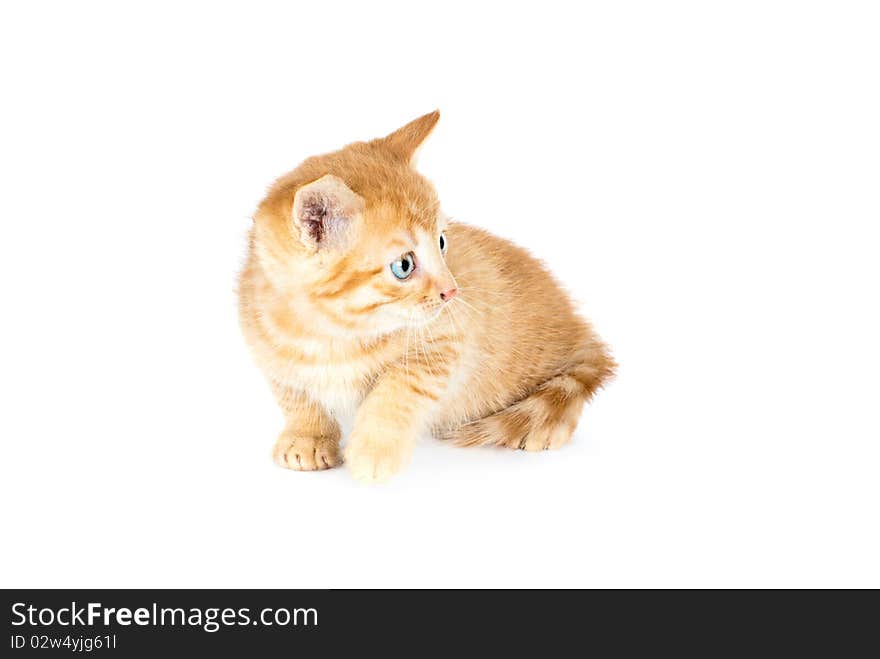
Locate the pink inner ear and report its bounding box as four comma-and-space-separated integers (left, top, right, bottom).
299, 193, 330, 243
294, 175, 362, 247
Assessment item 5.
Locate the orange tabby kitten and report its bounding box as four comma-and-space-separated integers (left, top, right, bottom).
238, 112, 614, 482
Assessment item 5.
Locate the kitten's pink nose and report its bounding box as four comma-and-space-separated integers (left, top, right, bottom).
440, 287, 458, 302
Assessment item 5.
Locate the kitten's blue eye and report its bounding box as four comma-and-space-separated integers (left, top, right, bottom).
439, 231, 447, 254
390, 252, 415, 280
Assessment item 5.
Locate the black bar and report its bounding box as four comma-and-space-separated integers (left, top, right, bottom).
2, 589, 875, 656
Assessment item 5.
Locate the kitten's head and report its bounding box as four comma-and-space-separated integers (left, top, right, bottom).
253, 111, 458, 337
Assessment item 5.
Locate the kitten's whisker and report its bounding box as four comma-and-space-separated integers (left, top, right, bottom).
415, 324, 426, 371
443, 304, 463, 338
448, 298, 477, 324
403, 311, 412, 382
418, 326, 436, 378
422, 318, 447, 376
460, 301, 495, 326
413, 318, 422, 366
458, 286, 507, 298
457, 293, 513, 322
423, 314, 439, 344
418, 324, 442, 379
454, 296, 483, 317
451, 303, 468, 334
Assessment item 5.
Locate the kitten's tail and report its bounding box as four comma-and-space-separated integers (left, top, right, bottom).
442, 355, 616, 450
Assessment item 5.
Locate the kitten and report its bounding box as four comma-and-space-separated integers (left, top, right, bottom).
238, 112, 615, 482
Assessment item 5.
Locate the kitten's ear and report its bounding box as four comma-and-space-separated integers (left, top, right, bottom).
292, 175, 364, 249
380, 110, 440, 162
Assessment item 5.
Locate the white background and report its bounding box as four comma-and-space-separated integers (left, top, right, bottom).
1, 1, 878, 588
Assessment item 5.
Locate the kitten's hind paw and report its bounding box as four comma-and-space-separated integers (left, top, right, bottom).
273, 433, 342, 471
504, 422, 575, 451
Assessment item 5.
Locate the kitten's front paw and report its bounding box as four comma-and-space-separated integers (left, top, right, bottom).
273, 432, 342, 471
344, 432, 410, 484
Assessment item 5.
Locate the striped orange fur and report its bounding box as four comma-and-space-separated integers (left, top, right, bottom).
238, 112, 615, 482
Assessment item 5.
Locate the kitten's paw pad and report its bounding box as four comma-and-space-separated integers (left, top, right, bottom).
273, 434, 342, 471
344, 437, 408, 484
